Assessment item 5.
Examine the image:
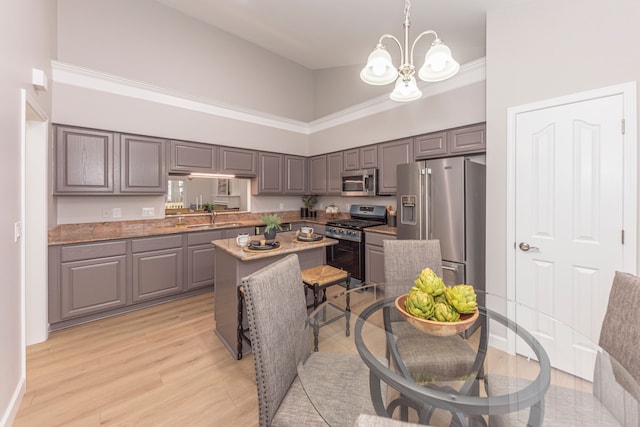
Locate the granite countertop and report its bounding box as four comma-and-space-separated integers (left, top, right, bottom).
212, 231, 338, 261
48, 212, 348, 245
365, 224, 398, 236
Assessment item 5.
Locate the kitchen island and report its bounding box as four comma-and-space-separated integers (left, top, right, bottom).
211, 231, 338, 358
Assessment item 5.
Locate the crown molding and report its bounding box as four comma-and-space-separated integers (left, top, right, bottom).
51, 58, 486, 135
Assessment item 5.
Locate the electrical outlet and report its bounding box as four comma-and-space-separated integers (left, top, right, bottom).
142, 207, 155, 217
112, 208, 122, 218
14, 222, 22, 242
102, 208, 111, 218
345, 203, 351, 210
279, 203, 284, 210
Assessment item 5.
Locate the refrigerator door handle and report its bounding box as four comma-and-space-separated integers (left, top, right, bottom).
442, 265, 457, 271
426, 168, 432, 240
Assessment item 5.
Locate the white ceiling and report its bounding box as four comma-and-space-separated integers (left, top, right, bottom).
155, 0, 532, 70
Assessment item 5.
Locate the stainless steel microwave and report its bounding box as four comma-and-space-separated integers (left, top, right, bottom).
341, 169, 378, 196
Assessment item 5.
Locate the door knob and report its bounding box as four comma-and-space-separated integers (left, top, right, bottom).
518, 242, 539, 252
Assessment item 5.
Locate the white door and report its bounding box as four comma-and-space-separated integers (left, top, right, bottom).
512, 88, 635, 380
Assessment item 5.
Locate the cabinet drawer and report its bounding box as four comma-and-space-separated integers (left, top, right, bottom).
61, 241, 127, 262
187, 230, 224, 245
132, 235, 183, 253
365, 232, 396, 247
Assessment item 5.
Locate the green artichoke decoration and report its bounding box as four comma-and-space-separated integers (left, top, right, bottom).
444, 284, 478, 314
405, 287, 435, 319
403, 269, 478, 323
413, 267, 446, 297
432, 302, 461, 322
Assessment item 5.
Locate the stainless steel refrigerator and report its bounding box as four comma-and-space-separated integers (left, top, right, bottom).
396, 156, 486, 296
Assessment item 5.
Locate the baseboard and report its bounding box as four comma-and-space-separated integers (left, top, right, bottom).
0, 376, 25, 427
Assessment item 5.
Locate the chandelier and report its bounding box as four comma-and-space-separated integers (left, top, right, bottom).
360, 0, 460, 102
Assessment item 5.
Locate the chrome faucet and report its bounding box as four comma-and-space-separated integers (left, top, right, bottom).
210, 210, 217, 224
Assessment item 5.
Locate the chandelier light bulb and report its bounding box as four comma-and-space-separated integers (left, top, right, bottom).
389, 75, 422, 102
360, 46, 398, 85
418, 40, 460, 82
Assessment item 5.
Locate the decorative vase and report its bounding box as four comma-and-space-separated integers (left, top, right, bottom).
264, 229, 277, 240
300, 207, 309, 218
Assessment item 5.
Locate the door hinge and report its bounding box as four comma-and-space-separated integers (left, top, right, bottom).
622, 229, 625, 244
622, 118, 626, 135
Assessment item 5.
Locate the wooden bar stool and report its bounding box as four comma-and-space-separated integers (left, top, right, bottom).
236, 285, 252, 360
301, 264, 351, 351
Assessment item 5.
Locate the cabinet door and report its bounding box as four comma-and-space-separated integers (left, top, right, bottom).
60, 255, 127, 319
377, 138, 414, 195
343, 149, 360, 171
414, 131, 448, 159
132, 248, 183, 302
365, 244, 385, 285
449, 123, 486, 154
120, 134, 167, 194
360, 146, 378, 169
55, 126, 114, 194
255, 152, 283, 194
309, 155, 327, 194
284, 155, 307, 194
327, 152, 343, 195
187, 244, 215, 290
169, 140, 218, 173
219, 147, 257, 177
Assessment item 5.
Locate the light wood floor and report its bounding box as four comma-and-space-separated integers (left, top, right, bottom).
14, 291, 259, 427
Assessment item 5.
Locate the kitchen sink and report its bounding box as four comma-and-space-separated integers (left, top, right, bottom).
186, 223, 240, 229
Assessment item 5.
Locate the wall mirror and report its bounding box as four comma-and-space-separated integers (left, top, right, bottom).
166, 177, 250, 213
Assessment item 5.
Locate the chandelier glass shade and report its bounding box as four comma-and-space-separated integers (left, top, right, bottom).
360, 0, 460, 102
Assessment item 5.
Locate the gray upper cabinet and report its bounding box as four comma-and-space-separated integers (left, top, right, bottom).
309, 155, 327, 194
54, 126, 115, 194
168, 140, 218, 173
449, 123, 486, 154
343, 146, 377, 171
327, 152, 343, 195
414, 123, 486, 159
54, 125, 167, 195
120, 134, 167, 194
253, 152, 284, 194
414, 131, 448, 159
284, 155, 307, 195
377, 138, 414, 195
360, 145, 378, 169
343, 149, 360, 171
219, 147, 257, 177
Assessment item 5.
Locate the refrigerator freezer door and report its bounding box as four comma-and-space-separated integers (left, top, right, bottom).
396, 162, 427, 240
427, 157, 465, 263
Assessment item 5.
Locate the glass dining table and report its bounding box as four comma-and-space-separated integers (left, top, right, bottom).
296, 284, 639, 426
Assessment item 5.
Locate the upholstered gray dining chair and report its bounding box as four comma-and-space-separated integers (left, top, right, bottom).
486, 271, 640, 426
383, 239, 481, 383
242, 254, 379, 427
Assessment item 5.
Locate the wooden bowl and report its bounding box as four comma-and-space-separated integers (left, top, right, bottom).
395, 294, 479, 337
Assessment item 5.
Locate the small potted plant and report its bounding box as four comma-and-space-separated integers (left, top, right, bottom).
301, 194, 318, 218
261, 213, 282, 240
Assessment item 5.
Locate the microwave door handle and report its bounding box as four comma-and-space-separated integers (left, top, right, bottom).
363, 174, 369, 193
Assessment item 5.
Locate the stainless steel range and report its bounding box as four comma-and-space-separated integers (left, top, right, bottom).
325, 205, 387, 281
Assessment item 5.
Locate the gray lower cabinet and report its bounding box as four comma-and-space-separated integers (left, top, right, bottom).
131, 235, 184, 302
364, 232, 396, 285
50, 240, 128, 322
187, 230, 223, 290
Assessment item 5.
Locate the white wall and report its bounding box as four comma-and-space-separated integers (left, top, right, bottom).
0, 0, 56, 423
485, 0, 640, 297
